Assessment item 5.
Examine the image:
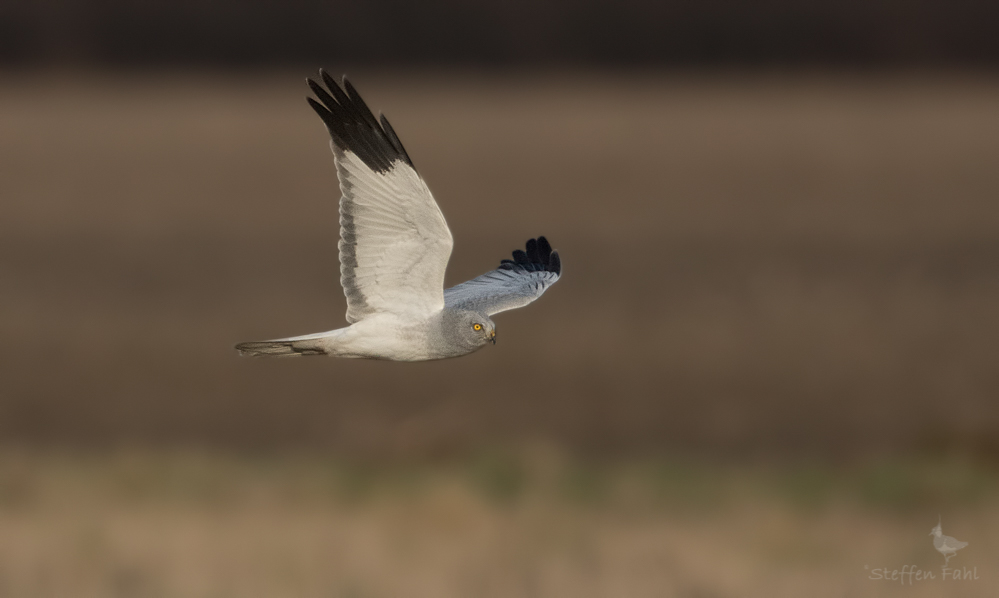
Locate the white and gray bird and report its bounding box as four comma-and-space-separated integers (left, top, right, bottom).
930, 518, 968, 564
236, 71, 561, 360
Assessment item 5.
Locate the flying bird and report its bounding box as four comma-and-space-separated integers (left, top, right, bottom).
236, 71, 561, 360
930, 518, 968, 564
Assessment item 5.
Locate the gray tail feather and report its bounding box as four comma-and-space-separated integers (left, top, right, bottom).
235, 339, 327, 357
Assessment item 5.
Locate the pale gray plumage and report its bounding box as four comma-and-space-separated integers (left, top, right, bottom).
236, 71, 561, 361
930, 520, 968, 564
445, 237, 560, 315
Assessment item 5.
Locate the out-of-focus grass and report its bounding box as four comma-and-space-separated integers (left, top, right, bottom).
2, 449, 995, 512
1, 450, 997, 597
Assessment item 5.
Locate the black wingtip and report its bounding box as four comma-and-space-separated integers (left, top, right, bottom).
525, 238, 540, 263
305, 70, 413, 172
536, 236, 552, 259
497, 237, 560, 274
319, 69, 339, 92
306, 96, 329, 117
549, 250, 561, 275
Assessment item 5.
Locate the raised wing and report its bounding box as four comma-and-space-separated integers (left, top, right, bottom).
307, 71, 453, 323
445, 237, 561, 315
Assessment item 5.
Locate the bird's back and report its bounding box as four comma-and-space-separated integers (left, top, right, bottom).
935, 535, 968, 551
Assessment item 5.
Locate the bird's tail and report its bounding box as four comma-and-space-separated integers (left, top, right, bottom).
234, 340, 324, 356
235, 331, 336, 357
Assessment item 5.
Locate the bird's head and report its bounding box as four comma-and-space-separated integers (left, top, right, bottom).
449, 309, 496, 349
930, 514, 943, 536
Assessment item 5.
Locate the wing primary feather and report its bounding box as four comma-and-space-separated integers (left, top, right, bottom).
306, 96, 334, 127
330, 77, 396, 170
525, 238, 540, 263
308, 83, 383, 170
379, 114, 412, 165
537, 236, 552, 261
320, 75, 389, 170
320, 70, 351, 106
444, 236, 561, 316
325, 74, 388, 163
493, 238, 560, 272
344, 78, 385, 132
306, 70, 413, 174
502, 238, 559, 273
307, 78, 338, 112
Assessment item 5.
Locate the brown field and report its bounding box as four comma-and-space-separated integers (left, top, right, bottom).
1, 71, 999, 596
2, 71, 998, 456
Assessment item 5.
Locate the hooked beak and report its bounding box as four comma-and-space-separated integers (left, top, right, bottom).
489, 330, 496, 344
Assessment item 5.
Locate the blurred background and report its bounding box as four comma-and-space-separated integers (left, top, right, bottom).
2, 1, 999, 596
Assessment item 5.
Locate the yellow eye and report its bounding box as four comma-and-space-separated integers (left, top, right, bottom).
473, 323, 482, 331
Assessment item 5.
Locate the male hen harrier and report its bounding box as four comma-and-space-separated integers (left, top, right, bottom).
236, 71, 561, 360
